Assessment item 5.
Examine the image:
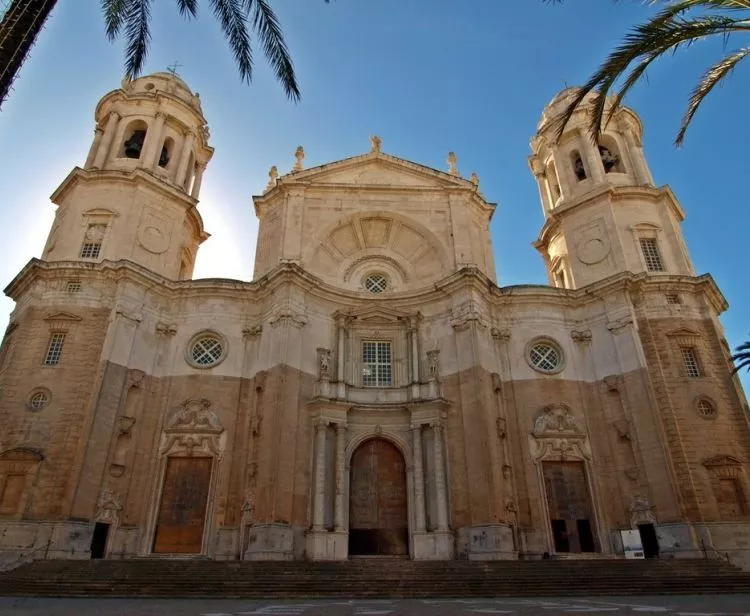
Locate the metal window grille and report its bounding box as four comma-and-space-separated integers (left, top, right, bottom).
362, 341, 392, 387
364, 274, 388, 294
665, 294, 681, 305
639, 238, 664, 272
529, 342, 562, 372
28, 391, 49, 410
80, 242, 101, 259
696, 398, 716, 418
66, 281, 82, 293
681, 347, 702, 378
190, 336, 224, 366
43, 333, 66, 366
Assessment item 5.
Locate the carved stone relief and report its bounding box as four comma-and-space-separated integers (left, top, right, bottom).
530, 403, 591, 461
160, 398, 225, 458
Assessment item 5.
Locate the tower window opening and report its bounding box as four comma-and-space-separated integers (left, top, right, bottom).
80, 224, 106, 260
124, 129, 146, 159
545, 160, 561, 204
159, 138, 173, 168
598, 135, 625, 174
639, 238, 665, 272
681, 346, 702, 378
43, 332, 66, 366
571, 151, 586, 181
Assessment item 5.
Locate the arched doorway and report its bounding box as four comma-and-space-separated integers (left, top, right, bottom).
349, 438, 408, 556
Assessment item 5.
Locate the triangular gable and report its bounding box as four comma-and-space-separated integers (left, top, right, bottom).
83, 208, 119, 218
44, 312, 82, 323
334, 305, 416, 324
278, 152, 475, 190
703, 455, 742, 468
665, 327, 701, 338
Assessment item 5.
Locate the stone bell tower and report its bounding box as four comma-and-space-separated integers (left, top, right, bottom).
41, 72, 214, 280
530, 89, 696, 290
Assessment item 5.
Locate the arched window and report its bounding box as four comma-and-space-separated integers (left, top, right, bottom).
159, 137, 174, 168
121, 120, 148, 160
598, 135, 625, 174
571, 150, 586, 181
545, 160, 561, 204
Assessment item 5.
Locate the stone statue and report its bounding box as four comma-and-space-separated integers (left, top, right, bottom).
266, 165, 278, 191
294, 145, 305, 171
427, 349, 440, 381
470, 172, 480, 186
370, 135, 382, 153
447, 151, 458, 175
317, 348, 331, 380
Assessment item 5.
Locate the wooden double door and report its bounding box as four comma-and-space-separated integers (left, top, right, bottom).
153, 457, 213, 554
543, 461, 597, 553
349, 439, 409, 556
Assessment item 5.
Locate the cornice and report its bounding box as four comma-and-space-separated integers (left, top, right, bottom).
4, 258, 729, 317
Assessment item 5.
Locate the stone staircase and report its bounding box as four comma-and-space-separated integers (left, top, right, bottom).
1, 558, 749, 598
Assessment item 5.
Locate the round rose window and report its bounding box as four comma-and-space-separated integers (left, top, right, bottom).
528, 340, 563, 373
189, 335, 224, 367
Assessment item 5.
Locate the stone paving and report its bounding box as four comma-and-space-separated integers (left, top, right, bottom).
1, 596, 750, 616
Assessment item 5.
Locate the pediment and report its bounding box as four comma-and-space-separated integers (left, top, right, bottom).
283, 153, 473, 190
335, 305, 416, 324
83, 207, 119, 218
44, 312, 82, 323
703, 455, 742, 468
665, 327, 701, 338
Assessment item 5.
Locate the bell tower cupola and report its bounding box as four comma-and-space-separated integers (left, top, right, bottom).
42, 72, 214, 280
530, 89, 696, 290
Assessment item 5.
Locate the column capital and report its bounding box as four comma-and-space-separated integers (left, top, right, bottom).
313, 417, 329, 431
335, 422, 347, 433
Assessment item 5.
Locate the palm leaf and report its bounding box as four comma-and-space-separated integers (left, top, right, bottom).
732, 339, 750, 373
208, 0, 253, 83
123, 0, 152, 80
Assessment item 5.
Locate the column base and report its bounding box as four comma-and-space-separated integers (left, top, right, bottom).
412, 530, 454, 560
306, 529, 348, 561
244, 523, 296, 561
457, 524, 517, 560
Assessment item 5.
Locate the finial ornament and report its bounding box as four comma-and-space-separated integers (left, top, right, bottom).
470, 172, 479, 186
266, 166, 279, 191
293, 146, 305, 171
370, 135, 382, 154
447, 151, 458, 175
166, 61, 183, 77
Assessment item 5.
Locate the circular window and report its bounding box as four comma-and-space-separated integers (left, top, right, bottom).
527, 339, 564, 374
364, 273, 388, 294
187, 333, 226, 368
27, 389, 50, 411
695, 397, 717, 419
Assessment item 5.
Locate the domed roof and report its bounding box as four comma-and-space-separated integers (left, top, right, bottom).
117, 71, 203, 115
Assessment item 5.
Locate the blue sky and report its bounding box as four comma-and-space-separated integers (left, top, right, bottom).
0, 0, 748, 387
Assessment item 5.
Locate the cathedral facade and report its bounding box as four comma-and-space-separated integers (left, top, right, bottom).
0, 72, 749, 565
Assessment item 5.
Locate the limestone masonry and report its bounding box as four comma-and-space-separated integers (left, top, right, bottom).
0, 73, 748, 566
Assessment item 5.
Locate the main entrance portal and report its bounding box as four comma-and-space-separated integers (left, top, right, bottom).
543, 460, 597, 553
153, 456, 212, 554
349, 439, 409, 556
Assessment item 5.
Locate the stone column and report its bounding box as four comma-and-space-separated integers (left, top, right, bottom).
433, 422, 449, 531
176, 131, 195, 187
410, 319, 420, 384
191, 162, 206, 199
92, 111, 120, 169
85, 126, 104, 168
579, 131, 605, 184
312, 420, 328, 531
334, 423, 347, 531
412, 424, 426, 532
145, 112, 166, 169
622, 126, 653, 185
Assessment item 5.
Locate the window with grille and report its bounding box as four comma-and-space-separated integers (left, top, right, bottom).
66, 281, 82, 293
28, 391, 49, 411
528, 340, 563, 373
189, 335, 224, 367
665, 294, 681, 305
696, 398, 717, 418
364, 274, 388, 294
681, 347, 702, 378
362, 341, 392, 387
639, 238, 664, 272
43, 333, 66, 366
80, 224, 106, 260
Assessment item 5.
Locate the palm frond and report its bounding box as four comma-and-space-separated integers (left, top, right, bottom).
208, 0, 253, 84
732, 339, 750, 373
175, 0, 198, 19
245, 0, 300, 101
123, 0, 152, 80
677, 45, 750, 143
555, 8, 750, 142
101, 0, 132, 41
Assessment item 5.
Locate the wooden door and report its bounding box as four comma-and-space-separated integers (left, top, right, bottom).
543, 460, 596, 553
153, 457, 212, 554
349, 439, 408, 556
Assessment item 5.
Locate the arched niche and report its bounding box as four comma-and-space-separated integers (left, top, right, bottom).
308, 212, 450, 291
570, 150, 586, 182
159, 137, 174, 168
598, 134, 626, 174
120, 119, 149, 160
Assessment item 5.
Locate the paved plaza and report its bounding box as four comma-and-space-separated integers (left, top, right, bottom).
0, 596, 749, 616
